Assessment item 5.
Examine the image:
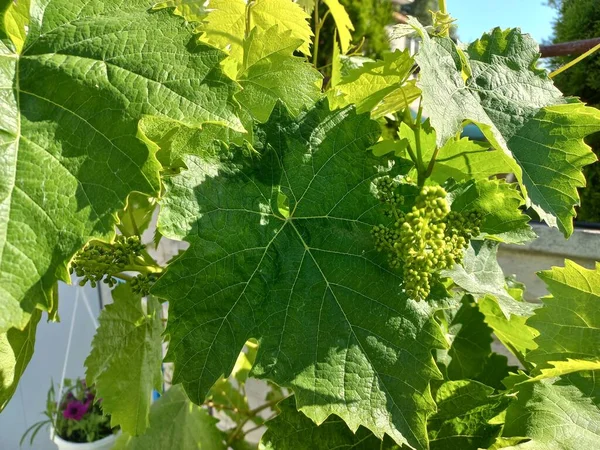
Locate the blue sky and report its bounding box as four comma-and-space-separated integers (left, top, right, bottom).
448, 0, 558, 44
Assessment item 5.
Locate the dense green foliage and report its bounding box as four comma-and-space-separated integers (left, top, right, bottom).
1, 1, 600, 449
550, 0, 600, 222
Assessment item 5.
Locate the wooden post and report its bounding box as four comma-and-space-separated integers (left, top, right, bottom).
539, 38, 600, 58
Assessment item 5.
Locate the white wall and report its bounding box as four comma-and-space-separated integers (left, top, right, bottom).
0, 284, 101, 450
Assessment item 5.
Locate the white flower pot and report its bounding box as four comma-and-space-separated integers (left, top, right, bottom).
51, 428, 117, 450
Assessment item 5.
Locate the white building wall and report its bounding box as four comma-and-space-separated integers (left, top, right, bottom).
0, 284, 101, 450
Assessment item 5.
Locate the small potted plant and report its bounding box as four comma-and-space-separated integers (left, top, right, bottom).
21, 378, 118, 449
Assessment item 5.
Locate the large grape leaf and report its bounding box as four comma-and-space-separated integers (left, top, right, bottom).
503, 376, 600, 449
235, 25, 322, 122
525, 261, 600, 377
196, 0, 313, 77
0, 0, 243, 339
152, 101, 448, 449
260, 397, 398, 450
414, 26, 600, 237
85, 283, 163, 435
114, 385, 226, 450
428, 380, 509, 450
0, 309, 40, 411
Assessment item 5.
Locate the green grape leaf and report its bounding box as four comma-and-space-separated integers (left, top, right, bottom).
526, 359, 600, 384
0, 0, 242, 335
370, 138, 410, 159
260, 397, 399, 450
152, 0, 208, 21
429, 138, 511, 184
477, 353, 517, 391
322, 0, 354, 54
152, 101, 447, 450
236, 25, 322, 122
138, 117, 235, 170
440, 298, 495, 381
428, 380, 509, 450
0, 0, 28, 53
328, 50, 417, 118
502, 377, 600, 449
415, 27, 600, 237
85, 283, 163, 435
0, 309, 40, 411
504, 102, 600, 237
371, 81, 421, 119
296, 0, 316, 14
525, 261, 600, 376
478, 295, 539, 363
197, 0, 313, 76
113, 385, 227, 450
232, 341, 258, 384
437, 297, 514, 388
443, 241, 535, 317
117, 193, 157, 238
448, 179, 535, 245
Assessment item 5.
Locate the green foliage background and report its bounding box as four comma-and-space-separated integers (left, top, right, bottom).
550, 0, 600, 222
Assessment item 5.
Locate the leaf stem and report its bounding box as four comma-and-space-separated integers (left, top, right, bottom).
438, 0, 448, 16
244, 1, 255, 39
312, 4, 331, 67
438, 0, 450, 38
226, 399, 281, 444
112, 273, 134, 282
424, 146, 441, 179
313, 1, 320, 66
414, 101, 427, 187
122, 263, 163, 274
239, 415, 276, 439
400, 107, 420, 170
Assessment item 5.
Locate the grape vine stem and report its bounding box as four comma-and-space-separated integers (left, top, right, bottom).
414, 101, 427, 187
438, 0, 448, 16
226, 398, 282, 445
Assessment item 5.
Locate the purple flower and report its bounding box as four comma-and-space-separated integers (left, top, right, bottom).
63, 401, 89, 421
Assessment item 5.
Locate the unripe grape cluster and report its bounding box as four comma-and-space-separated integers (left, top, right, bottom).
70, 235, 146, 288
130, 274, 158, 296
371, 177, 482, 300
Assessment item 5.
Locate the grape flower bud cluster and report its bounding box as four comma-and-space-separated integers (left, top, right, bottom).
371, 177, 482, 300
130, 273, 158, 296
70, 235, 146, 288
